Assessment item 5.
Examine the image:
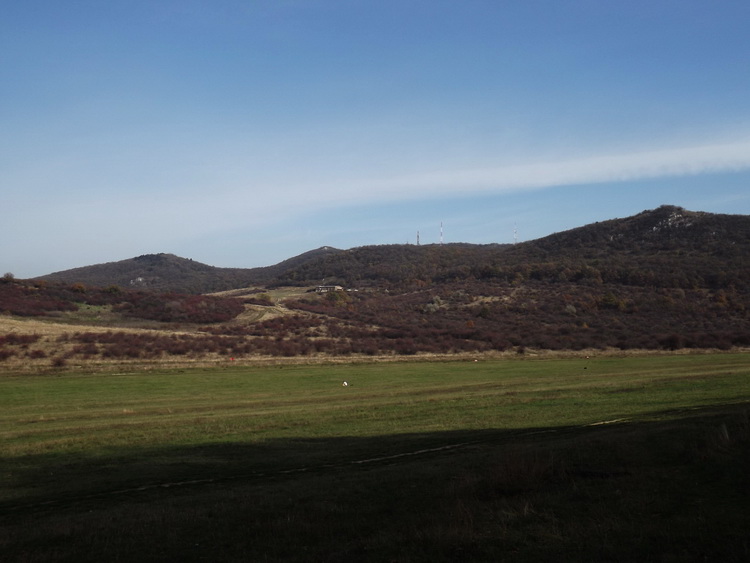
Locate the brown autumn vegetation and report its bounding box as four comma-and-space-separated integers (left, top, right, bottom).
2, 206, 749, 369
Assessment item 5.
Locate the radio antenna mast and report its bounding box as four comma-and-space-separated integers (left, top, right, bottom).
514, 222, 518, 245
440, 221, 444, 245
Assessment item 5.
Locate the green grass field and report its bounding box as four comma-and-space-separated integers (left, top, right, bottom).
1, 353, 749, 561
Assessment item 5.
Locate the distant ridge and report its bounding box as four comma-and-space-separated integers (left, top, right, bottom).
267, 205, 750, 289
37, 247, 343, 293
35, 206, 750, 293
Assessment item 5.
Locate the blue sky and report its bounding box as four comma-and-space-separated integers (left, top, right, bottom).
3, 1, 750, 279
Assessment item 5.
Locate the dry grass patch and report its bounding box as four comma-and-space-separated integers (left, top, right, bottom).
0, 315, 215, 372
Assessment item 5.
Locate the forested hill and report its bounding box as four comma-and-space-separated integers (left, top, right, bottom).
11, 205, 750, 355
518, 205, 749, 258
275, 205, 750, 291
37, 247, 343, 294
35, 206, 750, 293
485, 205, 750, 290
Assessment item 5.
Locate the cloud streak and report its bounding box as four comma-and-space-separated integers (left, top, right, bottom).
156, 139, 750, 233
335, 140, 750, 203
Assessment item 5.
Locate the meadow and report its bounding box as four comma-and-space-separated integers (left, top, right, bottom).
1, 353, 749, 561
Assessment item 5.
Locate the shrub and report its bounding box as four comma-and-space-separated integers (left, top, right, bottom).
51, 356, 67, 368
0, 349, 15, 361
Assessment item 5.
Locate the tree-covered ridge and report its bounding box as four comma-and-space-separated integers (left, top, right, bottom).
275, 206, 750, 291
32, 206, 750, 294
272, 243, 509, 287
36, 247, 344, 293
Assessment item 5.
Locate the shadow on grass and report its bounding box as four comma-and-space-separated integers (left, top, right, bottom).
1, 402, 749, 562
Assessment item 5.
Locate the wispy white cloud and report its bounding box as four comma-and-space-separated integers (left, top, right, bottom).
214, 139, 750, 218
101, 138, 739, 229
15, 139, 750, 234
338, 140, 750, 201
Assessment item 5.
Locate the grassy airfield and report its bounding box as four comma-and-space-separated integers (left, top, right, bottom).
1, 353, 749, 561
